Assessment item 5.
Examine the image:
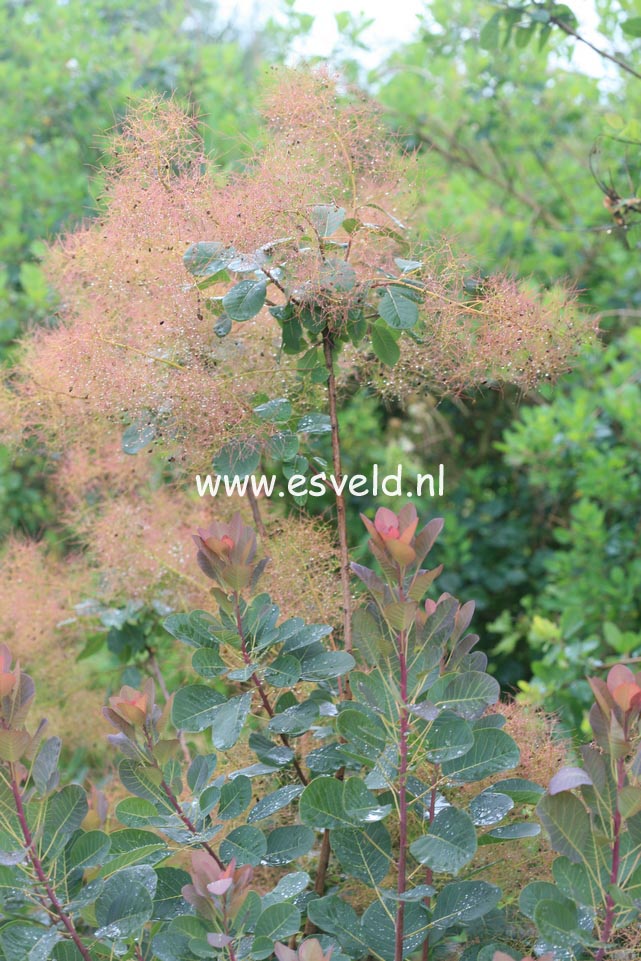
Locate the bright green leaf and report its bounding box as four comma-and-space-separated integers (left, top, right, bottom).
410, 807, 477, 875
222, 279, 267, 321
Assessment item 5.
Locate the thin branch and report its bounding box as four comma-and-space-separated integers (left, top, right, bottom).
142, 731, 225, 869
322, 326, 353, 664
161, 772, 224, 858
260, 265, 289, 298
10, 765, 94, 961
97, 336, 186, 370
247, 487, 267, 539
304, 829, 333, 936
408, 123, 564, 229
550, 16, 641, 83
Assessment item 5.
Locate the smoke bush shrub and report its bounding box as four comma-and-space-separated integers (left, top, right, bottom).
4, 509, 640, 960
0, 506, 545, 961
0, 66, 619, 961
3, 71, 596, 730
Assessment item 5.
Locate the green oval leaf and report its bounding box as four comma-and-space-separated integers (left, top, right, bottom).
426, 671, 500, 720
378, 286, 419, 329
40, 784, 88, 860
247, 785, 305, 823
299, 776, 350, 828
424, 711, 474, 762
192, 647, 226, 678
484, 821, 541, 841
519, 880, 559, 921
469, 791, 514, 826
223, 279, 267, 321
410, 807, 477, 875
332, 821, 392, 885
211, 691, 252, 751
95, 869, 155, 939
492, 777, 544, 805
218, 775, 252, 820
336, 708, 387, 765
268, 699, 320, 736
263, 654, 302, 688
220, 825, 267, 866
183, 242, 234, 277
32, 736, 61, 796
306, 895, 366, 956
265, 430, 299, 461
310, 204, 345, 237
163, 611, 217, 649
122, 420, 156, 455
172, 685, 226, 732
431, 880, 501, 931
68, 830, 112, 871
115, 797, 162, 828
362, 900, 428, 960
264, 825, 314, 864
441, 728, 520, 783
319, 258, 356, 292
254, 902, 302, 940
213, 436, 262, 479
296, 413, 332, 434
534, 897, 584, 949
253, 398, 292, 423
371, 322, 400, 366
299, 650, 355, 681
536, 792, 591, 862
342, 778, 391, 823
214, 314, 233, 337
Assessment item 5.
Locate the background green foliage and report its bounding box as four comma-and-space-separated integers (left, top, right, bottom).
367, 0, 641, 724
0, 0, 261, 351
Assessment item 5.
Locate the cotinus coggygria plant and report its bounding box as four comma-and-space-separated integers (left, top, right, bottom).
518, 664, 641, 960
0, 507, 549, 961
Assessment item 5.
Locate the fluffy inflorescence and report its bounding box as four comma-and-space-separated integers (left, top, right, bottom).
62, 467, 341, 625
0, 540, 107, 748
9, 70, 594, 470
13, 97, 284, 469
9, 73, 417, 468
355, 273, 597, 400
208, 68, 410, 253
1, 72, 597, 729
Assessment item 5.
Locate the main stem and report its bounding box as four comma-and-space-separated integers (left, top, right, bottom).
595, 754, 627, 961
322, 326, 352, 659
395, 625, 410, 961
143, 730, 225, 869
304, 829, 333, 935
10, 765, 94, 961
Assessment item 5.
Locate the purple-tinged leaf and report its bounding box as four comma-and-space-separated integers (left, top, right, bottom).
588, 701, 609, 752
407, 566, 442, 601
452, 600, 476, 645
448, 633, 480, 669
350, 563, 385, 595
549, 767, 593, 795
413, 517, 444, 564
